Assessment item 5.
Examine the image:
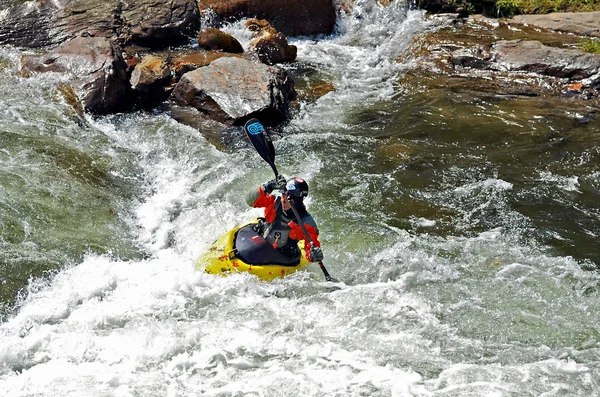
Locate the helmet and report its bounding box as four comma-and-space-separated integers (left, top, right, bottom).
285, 177, 309, 200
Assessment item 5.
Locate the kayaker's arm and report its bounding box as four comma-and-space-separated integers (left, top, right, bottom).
246, 185, 276, 208
288, 217, 321, 261
246, 184, 278, 223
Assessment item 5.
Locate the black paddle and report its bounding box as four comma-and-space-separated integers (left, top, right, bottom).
243, 118, 338, 283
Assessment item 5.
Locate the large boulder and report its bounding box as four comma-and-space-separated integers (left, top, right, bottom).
0, 0, 200, 49
0, 1, 67, 48
119, 0, 200, 47
171, 56, 296, 125
22, 36, 133, 115
198, 0, 337, 37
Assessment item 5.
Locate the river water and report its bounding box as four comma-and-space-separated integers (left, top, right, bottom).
1, 1, 600, 396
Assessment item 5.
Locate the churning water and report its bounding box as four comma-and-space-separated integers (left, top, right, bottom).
1, 1, 600, 396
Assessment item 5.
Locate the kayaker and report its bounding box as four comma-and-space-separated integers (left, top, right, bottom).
246, 176, 324, 263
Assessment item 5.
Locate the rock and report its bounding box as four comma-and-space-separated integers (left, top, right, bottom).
22, 36, 133, 115
197, 28, 244, 53
130, 55, 172, 108
403, 14, 600, 102
249, 31, 297, 64
119, 0, 200, 47
245, 19, 277, 35
300, 82, 336, 103
245, 19, 297, 64
131, 56, 171, 90
171, 51, 240, 78
508, 12, 600, 38
491, 40, 600, 80
55, 82, 85, 119
171, 56, 296, 125
197, 0, 336, 37
0, 1, 67, 48
0, 0, 199, 49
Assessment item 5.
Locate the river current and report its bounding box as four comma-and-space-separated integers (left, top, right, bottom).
1, 1, 600, 396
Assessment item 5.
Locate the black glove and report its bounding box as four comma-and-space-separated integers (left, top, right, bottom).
309, 246, 324, 262
262, 175, 286, 194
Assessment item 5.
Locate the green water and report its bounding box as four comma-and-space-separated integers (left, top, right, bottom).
0, 73, 143, 317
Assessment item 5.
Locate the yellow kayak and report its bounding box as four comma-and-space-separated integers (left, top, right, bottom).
197, 223, 311, 280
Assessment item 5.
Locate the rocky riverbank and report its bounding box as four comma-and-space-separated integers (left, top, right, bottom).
406, 11, 600, 109
0, 0, 598, 131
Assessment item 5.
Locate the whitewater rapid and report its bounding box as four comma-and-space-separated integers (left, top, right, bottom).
2, 1, 600, 396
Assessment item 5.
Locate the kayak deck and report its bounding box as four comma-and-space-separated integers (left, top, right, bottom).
197, 223, 310, 281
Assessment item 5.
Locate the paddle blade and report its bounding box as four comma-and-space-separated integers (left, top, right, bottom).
244, 118, 276, 167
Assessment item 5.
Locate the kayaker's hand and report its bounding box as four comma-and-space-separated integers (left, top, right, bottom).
262, 175, 286, 194
275, 174, 286, 190
262, 179, 278, 194
309, 246, 323, 262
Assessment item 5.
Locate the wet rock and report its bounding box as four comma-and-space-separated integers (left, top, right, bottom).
171, 56, 296, 125
119, 0, 199, 47
197, 28, 244, 53
245, 19, 277, 35
249, 31, 297, 64
0, 1, 67, 48
450, 46, 492, 69
22, 36, 133, 115
54, 82, 85, 120
0, 0, 199, 49
508, 12, 600, 38
300, 82, 336, 103
197, 0, 336, 37
171, 51, 241, 78
130, 55, 173, 108
491, 40, 600, 82
404, 14, 600, 103
245, 19, 297, 64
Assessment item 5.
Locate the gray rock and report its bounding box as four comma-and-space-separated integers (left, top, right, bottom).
509, 11, 600, 38
492, 39, 600, 80
171, 56, 296, 125
22, 36, 133, 115
0, 1, 67, 48
0, 0, 199, 49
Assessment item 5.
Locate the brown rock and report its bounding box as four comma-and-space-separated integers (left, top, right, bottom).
249, 32, 297, 64
120, 0, 199, 46
197, 28, 244, 53
55, 82, 85, 118
198, 0, 336, 37
130, 55, 172, 107
172, 51, 240, 78
131, 56, 171, 90
245, 19, 277, 35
